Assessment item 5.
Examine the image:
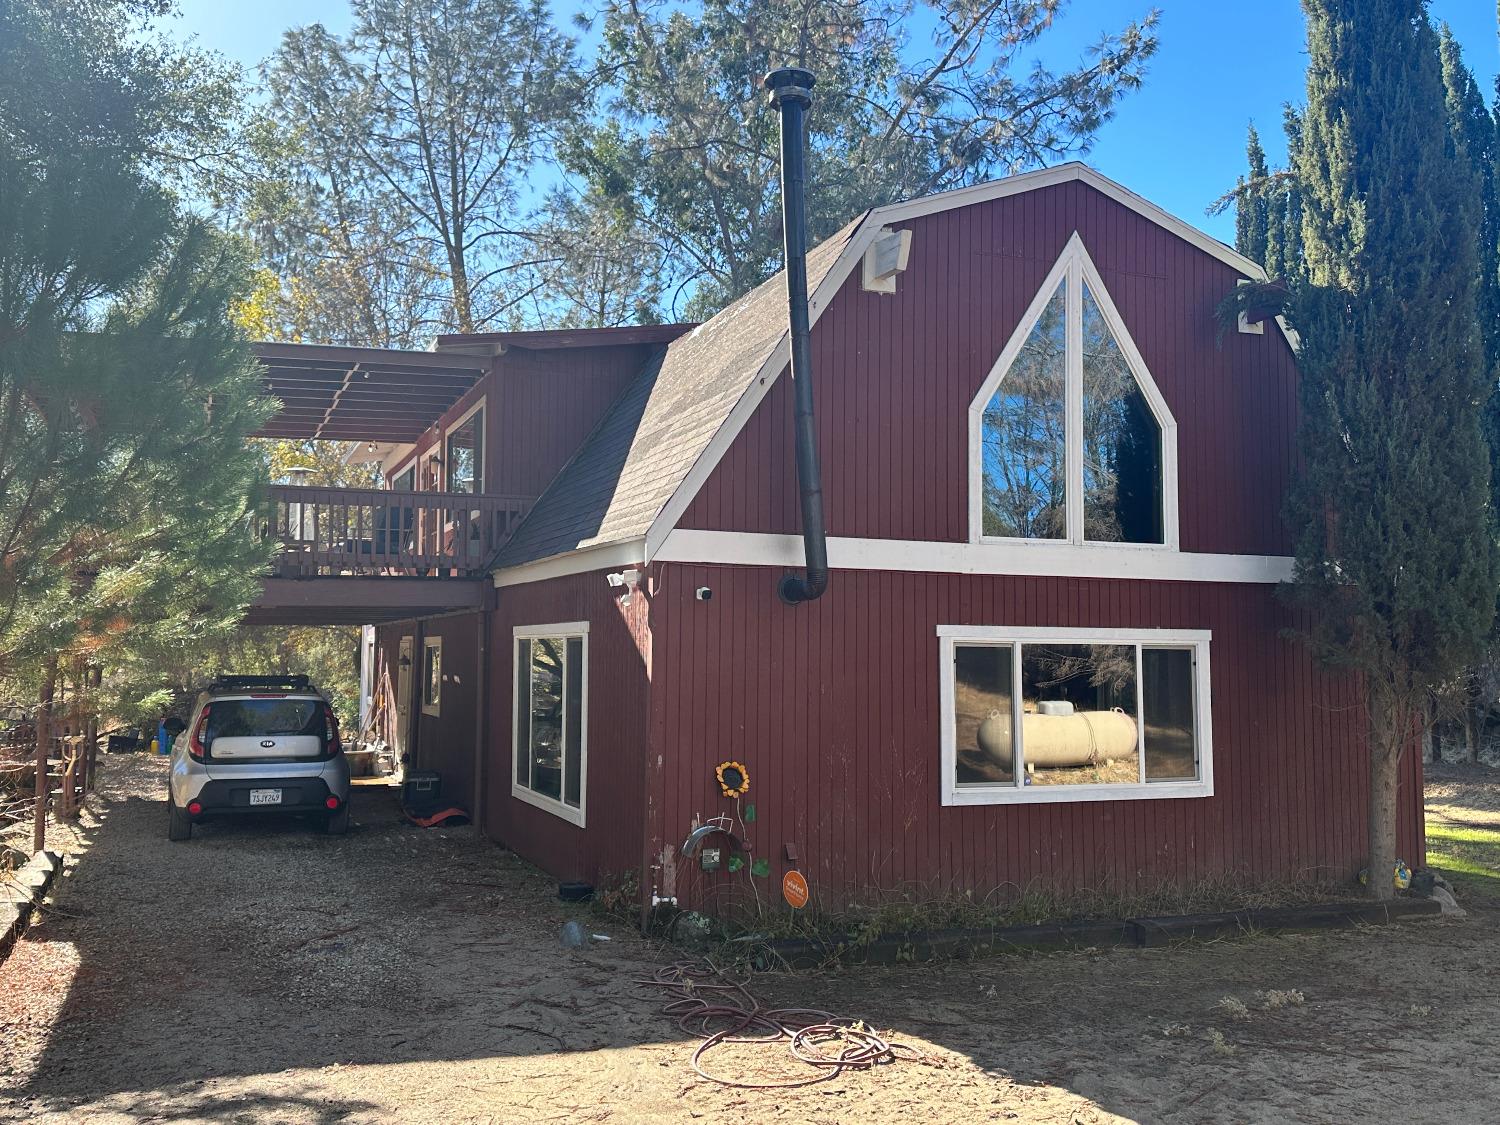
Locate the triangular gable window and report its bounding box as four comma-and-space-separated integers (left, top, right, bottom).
970, 234, 1177, 547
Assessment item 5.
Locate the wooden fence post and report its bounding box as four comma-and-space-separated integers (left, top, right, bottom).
33, 658, 57, 854
83, 664, 100, 797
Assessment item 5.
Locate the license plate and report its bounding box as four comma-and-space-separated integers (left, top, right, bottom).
249, 788, 282, 806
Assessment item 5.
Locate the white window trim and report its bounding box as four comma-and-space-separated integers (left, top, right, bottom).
421, 636, 442, 717
967, 232, 1180, 551
937, 625, 1213, 806
511, 621, 590, 828
444, 396, 486, 494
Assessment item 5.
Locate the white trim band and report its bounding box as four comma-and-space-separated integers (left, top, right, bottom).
654, 530, 1293, 584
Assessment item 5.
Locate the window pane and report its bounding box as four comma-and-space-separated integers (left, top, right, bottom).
390, 466, 415, 491
564, 637, 583, 808
982, 284, 1067, 539
514, 640, 531, 787
1082, 284, 1162, 544
1143, 648, 1197, 780
953, 644, 1014, 785
207, 700, 320, 740
1019, 643, 1138, 786
423, 644, 441, 707
446, 410, 483, 493
528, 637, 564, 801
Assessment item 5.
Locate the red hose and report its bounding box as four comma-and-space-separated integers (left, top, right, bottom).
637, 962, 925, 1090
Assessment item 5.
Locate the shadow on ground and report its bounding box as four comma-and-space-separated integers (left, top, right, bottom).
4, 755, 1500, 1124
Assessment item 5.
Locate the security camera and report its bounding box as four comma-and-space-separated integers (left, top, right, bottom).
695, 586, 713, 601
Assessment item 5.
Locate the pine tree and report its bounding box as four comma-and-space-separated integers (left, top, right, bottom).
578, 0, 1159, 316
1288, 0, 1496, 898
0, 1, 271, 685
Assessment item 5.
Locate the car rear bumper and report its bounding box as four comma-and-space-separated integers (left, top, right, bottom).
188, 776, 336, 815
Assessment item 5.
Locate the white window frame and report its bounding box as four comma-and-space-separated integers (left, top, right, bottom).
511, 621, 590, 827
938, 625, 1213, 806
444, 397, 486, 494
421, 636, 442, 716
967, 232, 1180, 551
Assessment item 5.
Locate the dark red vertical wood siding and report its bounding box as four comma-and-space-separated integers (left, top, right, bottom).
679, 179, 1299, 557
387, 343, 653, 497
410, 613, 482, 812
648, 565, 1423, 913
373, 614, 483, 813
483, 570, 654, 887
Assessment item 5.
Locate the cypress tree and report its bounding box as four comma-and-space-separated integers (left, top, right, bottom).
1288, 0, 1496, 898
1439, 25, 1500, 389
1271, 105, 1307, 283
1237, 124, 1271, 268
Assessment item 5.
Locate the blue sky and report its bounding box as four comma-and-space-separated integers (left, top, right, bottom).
170, 0, 1497, 243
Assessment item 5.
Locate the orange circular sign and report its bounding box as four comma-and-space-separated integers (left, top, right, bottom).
782, 869, 809, 909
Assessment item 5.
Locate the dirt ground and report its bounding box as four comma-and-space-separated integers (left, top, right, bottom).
3, 754, 1499, 1124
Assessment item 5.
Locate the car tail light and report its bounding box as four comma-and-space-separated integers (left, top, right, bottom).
187, 800, 203, 816
188, 708, 212, 762
325, 795, 341, 810
323, 704, 343, 757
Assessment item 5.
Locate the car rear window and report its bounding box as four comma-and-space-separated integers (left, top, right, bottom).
206, 699, 322, 740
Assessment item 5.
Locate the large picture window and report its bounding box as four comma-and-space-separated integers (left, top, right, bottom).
513, 623, 588, 826
971, 234, 1176, 548
939, 626, 1211, 805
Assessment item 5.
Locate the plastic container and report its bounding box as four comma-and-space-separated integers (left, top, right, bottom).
401, 770, 441, 809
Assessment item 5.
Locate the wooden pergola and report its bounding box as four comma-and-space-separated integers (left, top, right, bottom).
253, 342, 490, 444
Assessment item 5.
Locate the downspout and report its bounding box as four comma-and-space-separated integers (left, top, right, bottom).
765, 67, 829, 605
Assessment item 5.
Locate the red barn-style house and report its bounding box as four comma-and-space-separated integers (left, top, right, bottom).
249, 162, 1422, 918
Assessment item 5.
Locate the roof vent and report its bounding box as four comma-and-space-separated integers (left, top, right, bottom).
861, 228, 913, 294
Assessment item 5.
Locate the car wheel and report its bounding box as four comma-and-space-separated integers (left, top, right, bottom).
167, 794, 193, 842
323, 803, 350, 836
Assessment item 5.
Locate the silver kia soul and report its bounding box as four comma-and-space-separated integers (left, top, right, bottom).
167, 675, 351, 840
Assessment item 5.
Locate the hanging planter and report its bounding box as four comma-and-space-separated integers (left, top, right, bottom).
715, 760, 750, 798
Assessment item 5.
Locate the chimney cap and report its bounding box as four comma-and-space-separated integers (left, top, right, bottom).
763, 67, 815, 107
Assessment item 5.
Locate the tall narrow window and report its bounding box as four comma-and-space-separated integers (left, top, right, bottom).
981, 284, 1067, 539
421, 637, 442, 717
971, 235, 1175, 547
446, 405, 484, 493
513, 623, 588, 826
1082, 284, 1162, 544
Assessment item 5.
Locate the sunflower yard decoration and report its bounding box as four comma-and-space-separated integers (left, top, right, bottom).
715, 760, 750, 798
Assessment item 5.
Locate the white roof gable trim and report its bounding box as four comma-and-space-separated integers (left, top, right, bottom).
641, 162, 1297, 566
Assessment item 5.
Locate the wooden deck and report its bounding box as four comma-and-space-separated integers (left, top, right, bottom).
264, 485, 531, 579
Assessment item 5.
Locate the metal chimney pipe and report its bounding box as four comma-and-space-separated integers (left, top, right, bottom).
764, 66, 828, 605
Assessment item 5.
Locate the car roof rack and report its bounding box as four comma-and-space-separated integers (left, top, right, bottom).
207, 674, 313, 693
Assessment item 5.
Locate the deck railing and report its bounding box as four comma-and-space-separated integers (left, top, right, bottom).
265, 485, 532, 578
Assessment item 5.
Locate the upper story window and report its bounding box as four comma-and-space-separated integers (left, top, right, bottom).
970, 233, 1177, 548
446, 402, 484, 493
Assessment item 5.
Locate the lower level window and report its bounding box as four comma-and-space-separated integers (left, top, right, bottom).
939, 626, 1212, 804
513, 623, 588, 825
421, 637, 442, 716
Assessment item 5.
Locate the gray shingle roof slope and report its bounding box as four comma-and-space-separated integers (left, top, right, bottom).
495, 213, 867, 570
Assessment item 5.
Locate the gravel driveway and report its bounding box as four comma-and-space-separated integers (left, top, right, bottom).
3, 753, 1500, 1124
